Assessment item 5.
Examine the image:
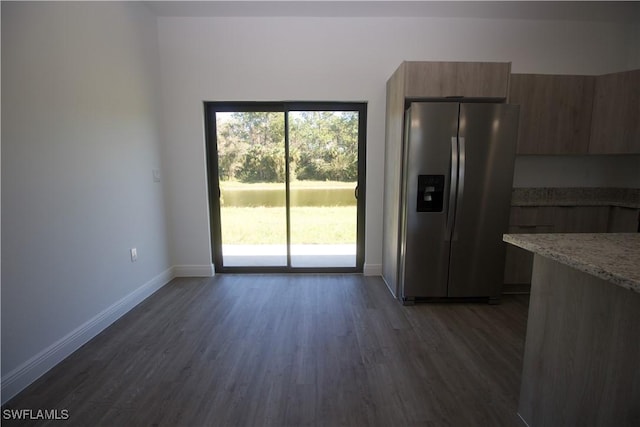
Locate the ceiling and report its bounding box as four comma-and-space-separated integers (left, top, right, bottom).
146, 1, 640, 22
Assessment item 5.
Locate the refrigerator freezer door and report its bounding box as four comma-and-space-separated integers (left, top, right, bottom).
400, 103, 459, 300
447, 103, 519, 298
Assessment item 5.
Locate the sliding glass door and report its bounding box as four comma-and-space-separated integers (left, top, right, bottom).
216, 110, 287, 267
205, 102, 366, 272
288, 110, 360, 268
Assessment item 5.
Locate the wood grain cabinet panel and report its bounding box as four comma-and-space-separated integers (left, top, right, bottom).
509, 74, 595, 154
404, 62, 458, 98
503, 207, 555, 285
455, 62, 511, 98
607, 207, 640, 232
404, 61, 510, 99
552, 206, 610, 232
589, 69, 640, 154
504, 246, 534, 285
382, 63, 407, 296
519, 256, 640, 427
503, 206, 610, 286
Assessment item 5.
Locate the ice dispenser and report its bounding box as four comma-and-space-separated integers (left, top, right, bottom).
417, 175, 444, 212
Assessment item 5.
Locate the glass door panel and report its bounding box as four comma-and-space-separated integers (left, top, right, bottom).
206, 102, 365, 272
288, 111, 359, 268
215, 111, 287, 267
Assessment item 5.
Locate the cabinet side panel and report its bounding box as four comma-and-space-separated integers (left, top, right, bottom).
382, 64, 406, 297
519, 256, 640, 427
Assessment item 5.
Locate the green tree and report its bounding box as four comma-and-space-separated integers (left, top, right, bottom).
216, 110, 358, 183
217, 111, 285, 181
290, 111, 358, 182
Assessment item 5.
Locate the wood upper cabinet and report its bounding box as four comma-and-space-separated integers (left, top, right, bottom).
509, 74, 595, 154
403, 61, 511, 99
589, 69, 640, 154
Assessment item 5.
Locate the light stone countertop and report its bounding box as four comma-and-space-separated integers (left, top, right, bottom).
503, 233, 640, 293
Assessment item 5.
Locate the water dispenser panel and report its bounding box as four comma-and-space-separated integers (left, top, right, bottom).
417, 175, 444, 212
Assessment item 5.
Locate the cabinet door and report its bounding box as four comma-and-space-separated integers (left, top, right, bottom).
504, 244, 534, 285
404, 62, 457, 97
553, 206, 610, 232
607, 207, 640, 232
456, 62, 511, 98
508, 206, 556, 228
589, 69, 640, 154
509, 74, 595, 154
404, 61, 510, 99
503, 205, 609, 286
503, 224, 554, 285
503, 207, 555, 285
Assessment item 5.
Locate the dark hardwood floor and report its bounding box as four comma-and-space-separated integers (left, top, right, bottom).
3, 275, 529, 426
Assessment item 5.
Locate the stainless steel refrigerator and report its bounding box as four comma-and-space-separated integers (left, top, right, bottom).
397, 102, 519, 303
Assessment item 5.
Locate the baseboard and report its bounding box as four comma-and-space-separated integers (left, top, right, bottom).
381, 274, 398, 298
363, 263, 382, 276
1, 267, 174, 405
172, 264, 215, 277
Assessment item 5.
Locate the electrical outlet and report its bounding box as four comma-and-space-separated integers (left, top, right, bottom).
152, 169, 161, 182
130, 248, 138, 262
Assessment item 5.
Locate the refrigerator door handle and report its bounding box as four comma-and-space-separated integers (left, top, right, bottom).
453, 137, 466, 241
446, 136, 458, 241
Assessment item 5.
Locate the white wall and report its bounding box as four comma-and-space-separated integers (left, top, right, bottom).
156, 15, 636, 275
1, 2, 171, 401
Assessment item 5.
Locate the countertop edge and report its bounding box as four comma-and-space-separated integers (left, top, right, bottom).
511, 201, 640, 209
510, 187, 640, 209
503, 234, 640, 293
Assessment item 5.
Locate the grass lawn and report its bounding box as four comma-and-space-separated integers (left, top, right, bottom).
221, 206, 357, 245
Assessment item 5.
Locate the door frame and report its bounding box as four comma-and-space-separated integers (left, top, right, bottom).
203, 101, 367, 273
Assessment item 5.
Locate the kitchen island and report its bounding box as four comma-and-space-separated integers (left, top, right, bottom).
503, 233, 640, 427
